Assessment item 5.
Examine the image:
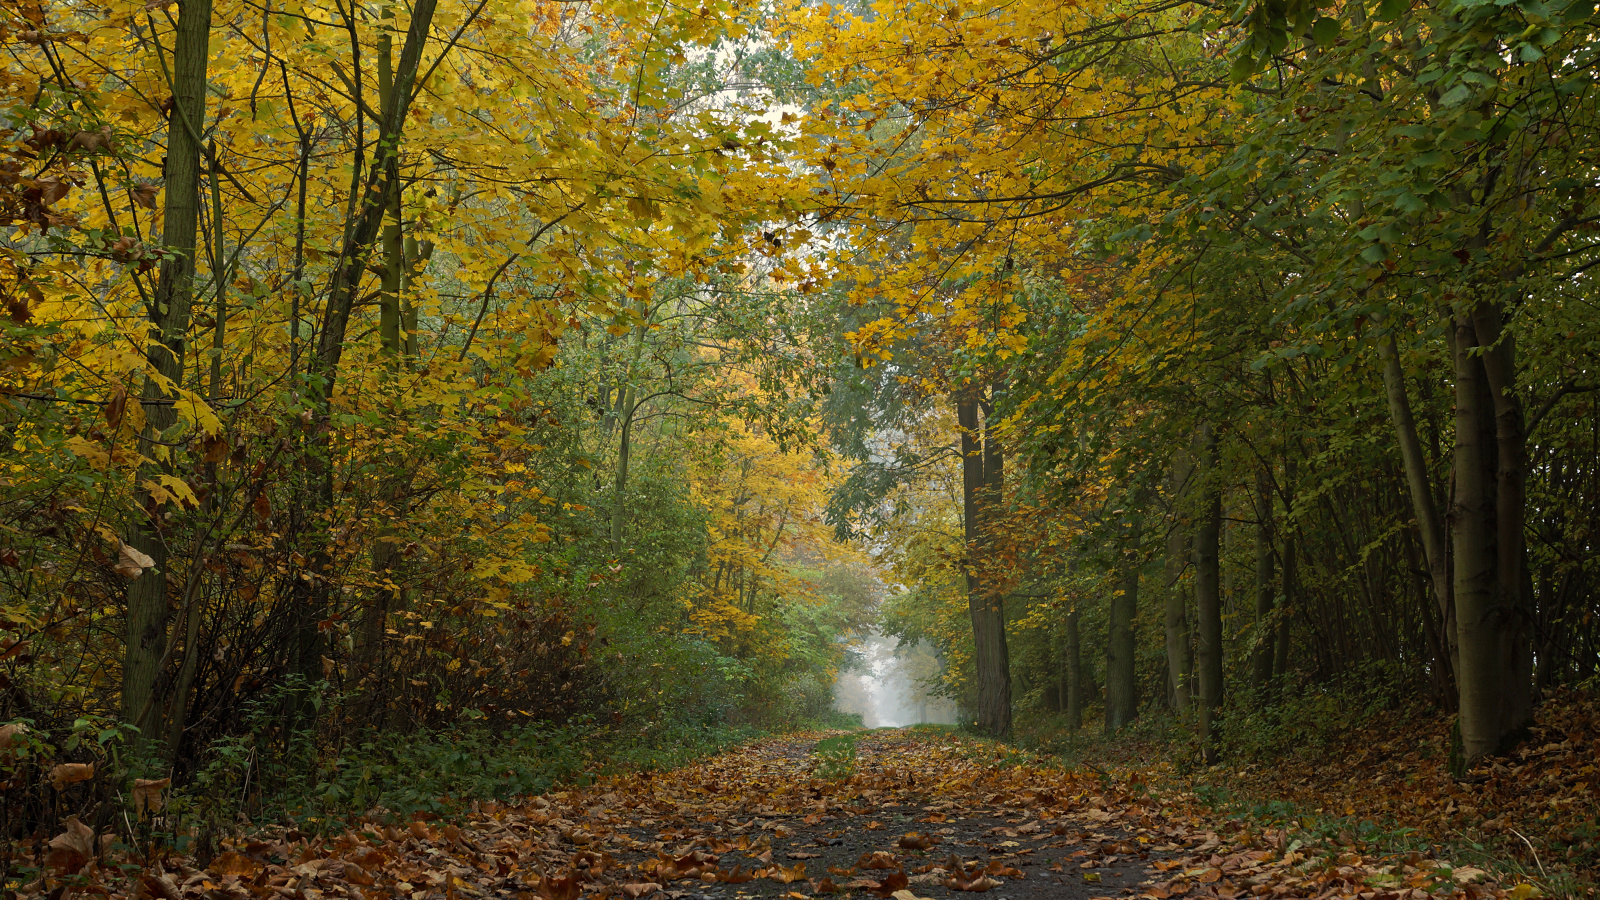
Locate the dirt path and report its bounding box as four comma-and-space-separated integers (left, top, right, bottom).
118, 730, 1531, 900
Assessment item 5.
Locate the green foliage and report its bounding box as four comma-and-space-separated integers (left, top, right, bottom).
1215, 661, 1411, 764
182, 701, 763, 831
810, 732, 860, 780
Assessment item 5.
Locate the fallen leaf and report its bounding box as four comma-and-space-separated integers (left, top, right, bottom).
945, 875, 1002, 892
868, 871, 909, 897
622, 884, 663, 898
861, 850, 899, 869
770, 862, 808, 884
45, 816, 95, 873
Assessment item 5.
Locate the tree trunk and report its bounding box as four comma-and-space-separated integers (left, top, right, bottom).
958, 385, 1010, 738
1252, 469, 1276, 693
1376, 325, 1457, 683
121, 0, 214, 752
1164, 451, 1193, 712
1105, 519, 1139, 733
1452, 305, 1533, 765
296, 0, 440, 724
1194, 424, 1224, 762
1064, 606, 1082, 732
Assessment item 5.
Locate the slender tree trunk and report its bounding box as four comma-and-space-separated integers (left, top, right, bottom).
1274, 504, 1295, 685
1164, 451, 1193, 712
121, 0, 215, 752
1194, 424, 1224, 762
958, 385, 1010, 738
1376, 325, 1457, 682
1106, 518, 1140, 733
1064, 606, 1082, 732
610, 388, 637, 554
297, 0, 440, 722
1252, 469, 1276, 693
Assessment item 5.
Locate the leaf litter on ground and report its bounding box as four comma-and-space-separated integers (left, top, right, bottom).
15, 730, 1556, 900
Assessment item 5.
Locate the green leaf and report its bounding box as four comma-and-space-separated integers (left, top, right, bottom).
1438, 83, 1473, 106
1312, 16, 1342, 43
1377, 0, 1408, 20
1361, 244, 1388, 263
1230, 51, 1260, 83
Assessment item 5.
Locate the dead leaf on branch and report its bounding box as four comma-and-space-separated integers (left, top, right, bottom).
48, 761, 94, 788
114, 542, 154, 579
133, 776, 170, 818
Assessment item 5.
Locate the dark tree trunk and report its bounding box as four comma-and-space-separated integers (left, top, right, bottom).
958, 385, 1011, 738
1105, 519, 1140, 732
1194, 424, 1224, 762
1252, 469, 1276, 693
121, 0, 215, 754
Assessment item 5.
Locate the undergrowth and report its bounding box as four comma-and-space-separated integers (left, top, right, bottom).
178, 713, 764, 834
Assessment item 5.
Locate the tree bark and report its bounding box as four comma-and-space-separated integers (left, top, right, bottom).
1193, 424, 1224, 762
1252, 469, 1276, 693
1064, 605, 1082, 732
1105, 518, 1140, 733
295, 0, 439, 719
121, 0, 214, 751
958, 385, 1010, 738
1164, 451, 1193, 712
1452, 305, 1533, 765
1376, 324, 1457, 682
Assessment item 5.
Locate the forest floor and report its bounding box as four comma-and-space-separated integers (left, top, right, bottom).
47, 730, 1552, 900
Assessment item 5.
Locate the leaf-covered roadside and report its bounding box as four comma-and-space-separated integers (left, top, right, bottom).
1204, 689, 1600, 888
16, 731, 1551, 900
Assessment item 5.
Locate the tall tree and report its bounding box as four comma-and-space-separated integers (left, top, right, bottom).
121, 0, 215, 752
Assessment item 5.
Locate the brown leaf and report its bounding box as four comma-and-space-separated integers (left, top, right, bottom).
943, 875, 1002, 893
787, 851, 822, 860
897, 833, 937, 850
813, 878, 841, 894
770, 863, 808, 884
140, 871, 182, 900
45, 816, 95, 873
0, 722, 26, 753
868, 871, 909, 897
133, 777, 171, 818
68, 126, 114, 151
114, 542, 153, 579
103, 386, 127, 429
622, 884, 663, 898
861, 851, 899, 869
48, 761, 94, 789
982, 861, 1023, 879
539, 873, 581, 900
201, 434, 230, 463
130, 183, 159, 210
253, 492, 272, 523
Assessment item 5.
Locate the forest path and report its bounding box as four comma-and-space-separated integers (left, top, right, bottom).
148, 730, 1525, 900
